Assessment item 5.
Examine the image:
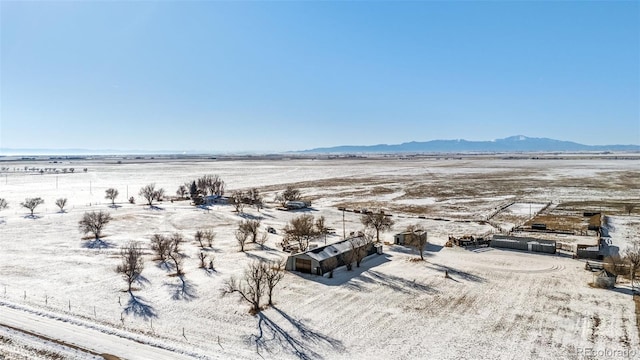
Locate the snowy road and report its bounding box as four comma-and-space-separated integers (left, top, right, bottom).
0, 304, 198, 360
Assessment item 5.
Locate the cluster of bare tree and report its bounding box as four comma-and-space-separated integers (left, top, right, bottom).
1, 166, 77, 174
14, 197, 69, 216
221, 260, 285, 313
282, 214, 325, 252
230, 188, 264, 214
235, 219, 268, 251
194, 229, 215, 249
194, 230, 216, 270
183, 175, 226, 203
139, 183, 165, 207
114, 229, 221, 298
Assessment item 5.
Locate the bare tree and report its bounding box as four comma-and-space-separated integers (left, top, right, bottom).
283, 214, 318, 252
231, 191, 245, 213
21, 197, 44, 217
406, 224, 428, 260
604, 255, 627, 275
194, 230, 206, 249
247, 188, 263, 211
282, 185, 301, 201
624, 203, 636, 215
210, 175, 225, 196
221, 261, 267, 314
198, 252, 208, 268
264, 260, 285, 306
235, 230, 249, 252
322, 257, 338, 278
203, 229, 215, 247
624, 242, 640, 291
196, 176, 209, 196
115, 242, 144, 293
315, 216, 329, 244
195, 229, 215, 249
274, 193, 287, 208
139, 183, 165, 207
257, 232, 268, 249
55, 198, 67, 213
176, 185, 188, 200
150, 234, 171, 263
197, 174, 225, 196
166, 233, 184, 276
239, 219, 261, 243
78, 210, 112, 240
350, 234, 373, 267
361, 211, 394, 243
0, 198, 7, 211
105, 188, 119, 206
341, 247, 356, 271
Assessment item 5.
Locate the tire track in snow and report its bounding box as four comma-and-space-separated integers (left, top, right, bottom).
0, 300, 206, 360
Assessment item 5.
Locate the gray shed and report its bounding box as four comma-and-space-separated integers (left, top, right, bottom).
394, 232, 413, 245
490, 235, 556, 254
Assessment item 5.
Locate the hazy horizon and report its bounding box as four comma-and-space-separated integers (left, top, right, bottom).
1, 1, 638, 152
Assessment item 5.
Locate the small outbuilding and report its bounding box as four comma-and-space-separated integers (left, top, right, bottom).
593, 269, 617, 289
393, 232, 412, 245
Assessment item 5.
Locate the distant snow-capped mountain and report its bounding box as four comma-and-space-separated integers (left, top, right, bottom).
299, 136, 640, 153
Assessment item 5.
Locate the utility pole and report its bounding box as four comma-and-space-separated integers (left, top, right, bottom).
342, 209, 346, 240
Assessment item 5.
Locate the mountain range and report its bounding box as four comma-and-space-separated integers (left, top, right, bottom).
299, 136, 640, 153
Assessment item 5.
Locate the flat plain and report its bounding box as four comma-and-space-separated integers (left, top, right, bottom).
0, 155, 639, 359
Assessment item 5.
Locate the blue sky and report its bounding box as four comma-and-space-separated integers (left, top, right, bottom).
1, 1, 638, 152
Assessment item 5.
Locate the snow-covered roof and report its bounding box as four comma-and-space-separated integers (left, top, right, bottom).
302, 236, 365, 262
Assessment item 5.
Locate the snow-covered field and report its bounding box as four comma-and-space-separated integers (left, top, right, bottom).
1, 157, 639, 359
